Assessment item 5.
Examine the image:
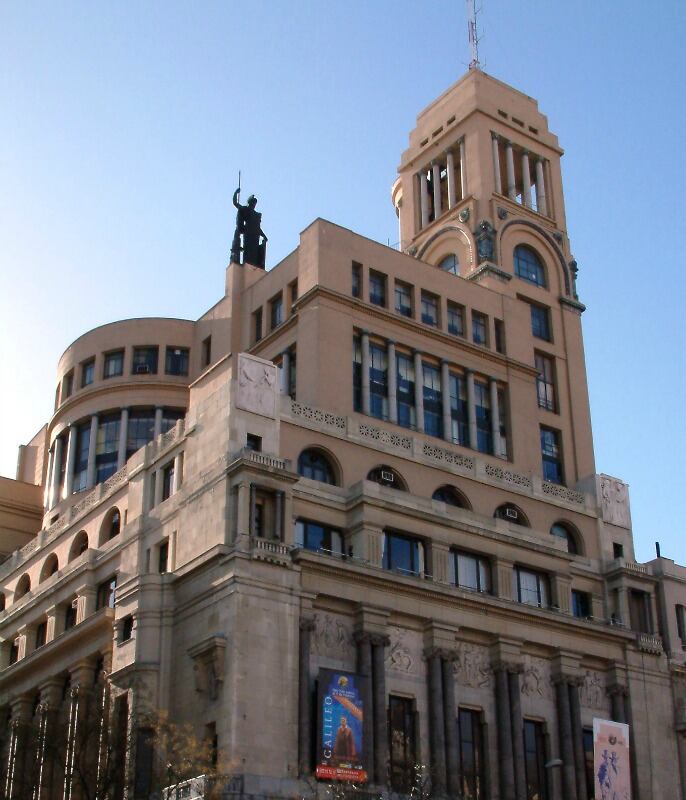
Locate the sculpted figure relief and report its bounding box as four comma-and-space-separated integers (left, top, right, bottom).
386, 627, 415, 674
236, 354, 276, 418
313, 613, 352, 660
453, 643, 492, 688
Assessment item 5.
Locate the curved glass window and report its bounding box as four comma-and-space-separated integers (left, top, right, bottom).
297, 449, 336, 485
432, 485, 469, 509
551, 522, 579, 555
514, 245, 546, 287
367, 466, 407, 491
494, 504, 530, 527
438, 254, 459, 275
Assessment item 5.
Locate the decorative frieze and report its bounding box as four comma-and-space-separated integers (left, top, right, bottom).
358, 423, 412, 451
385, 627, 417, 675
312, 613, 353, 661
290, 401, 346, 431
453, 643, 493, 688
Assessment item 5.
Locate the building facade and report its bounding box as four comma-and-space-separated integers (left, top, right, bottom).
1, 67, 685, 799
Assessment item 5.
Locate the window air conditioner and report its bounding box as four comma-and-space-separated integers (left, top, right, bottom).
505, 507, 518, 520
71, 599, 79, 609
380, 470, 394, 483
135, 364, 150, 374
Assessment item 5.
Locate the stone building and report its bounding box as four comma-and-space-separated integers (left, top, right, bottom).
1, 66, 685, 799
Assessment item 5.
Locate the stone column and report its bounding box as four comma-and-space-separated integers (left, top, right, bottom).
556, 678, 578, 800
442, 655, 460, 797
505, 141, 516, 200
420, 171, 430, 228
76, 584, 97, 624
459, 137, 467, 200
64, 661, 96, 800
387, 341, 398, 424
6, 695, 33, 800
414, 351, 425, 433
86, 413, 99, 490
36, 679, 63, 800
489, 378, 501, 457
49, 435, 64, 509
372, 635, 389, 785
446, 151, 456, 209
173, 451, 183, 493
441, 361, 452, 444
280, 350, 291, 395
154, 467, 164, 506
535, 158, 547, 216
466, 370, 477, 449
609, 684, 627, 724
569, 680, 588, 800
64, 424, 78, 498
154, 406, 164, 439
509, 668, 527, 800
298, 618, 315, 776
494, 664, 516, 800
355, 633, 374, 778
521, 151, 532, 207
427, 650, 447, 795
432, 162, 442, 219
117, 407, 129, 469
274, 490, 284, 541
361, 331, 371, 416
492, 133, 502, 194
43, 447, 54, 508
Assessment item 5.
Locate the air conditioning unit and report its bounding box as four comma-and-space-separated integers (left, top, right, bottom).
71, 599, 79, 609
505, 507, 518, 520
380, 470, 395, 483
135, 364, 151, 374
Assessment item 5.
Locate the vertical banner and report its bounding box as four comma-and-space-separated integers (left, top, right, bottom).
593, 718, 631, 800
315, 669, 369, 783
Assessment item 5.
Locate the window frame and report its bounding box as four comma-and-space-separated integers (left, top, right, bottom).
131, 345, 159, 375
472, 311, 488, 346
530, 303, 552, 342
513, 566, 549, 608
383, 531, 423, 577
514, 244, 547, 288
451, 550, 491, 593
165, 346, 189, 377
420, 291, 439, 327
81, 358, 95, 388
541, 426, 563, 485
369, 269, 387, 307
394, 280, 413, 318
294, 519, 343, 555
103, 349, 125, 380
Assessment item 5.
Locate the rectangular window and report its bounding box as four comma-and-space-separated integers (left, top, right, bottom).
35, 621, 48, 649
95, 413, 121, 483
388, 696, 416, 793
64, 602, 77, 630
541, 426, 563, 484
613, 542, 624, 560
132, 346, 158, 375
369, 343, 388, 420
246, 433, 262, 452
288, 348, 297, 400
422, 362, 442, 438
162, 462, 175, 501
73, 421, 91, 492
458, 708, 485, 800
497, 387, 509, 459
513, 567, 549, 608
62, 371, 74, 401
494, 318, 506, 354
81, 358, 95, 388
165, 347, 189, 376
352, 261, 362, 298
383, 532, 423, 577
202, 335, 212, 367
449, 373, 469, 446
472, 312, 488, 346
96, 576, 117, 610
103, 350, 124, 379
396, 353, 416, 429
523, 719, 548, 800
294, 520, 343, 555
126, 410, 155, 459
253, 308, 263, 342
572, 590, 591, 619
629, 589, 652, 633
158, 540, 169, 574
677, 605, 686, 643
452, 551, 490, 593
395, 281, 413, 317
535, 353, 556, 412
270, 293, 284, 329
289, 279, 298, 307
530, 304, 551, 341
421, 291, 438, 326
447, 302, 464, 336
474, 380, 492, 454
9, 642, 19, 665
369, 270, 387, 307
583, 728, 594, 800
353, 335, 362, 412
122, 615, 134, 642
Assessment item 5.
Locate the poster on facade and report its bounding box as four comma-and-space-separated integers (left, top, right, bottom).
593, 718, 631, 800
315, 669, 368, 783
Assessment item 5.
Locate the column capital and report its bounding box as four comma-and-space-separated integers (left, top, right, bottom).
606, 683, 629, 698
369, 633, 390, 648
386, 339, 396, 347
299, 617, 316, 632
360, 328, 370, 337
441, 358, 451, 367
492, 659, 524, 675
491, 131, 499, 141
413, 348, 423, 358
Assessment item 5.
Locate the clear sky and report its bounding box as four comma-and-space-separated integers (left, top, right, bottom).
1, 1, 684, 563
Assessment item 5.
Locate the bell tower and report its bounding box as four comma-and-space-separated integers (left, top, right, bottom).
391, 68, 578, 301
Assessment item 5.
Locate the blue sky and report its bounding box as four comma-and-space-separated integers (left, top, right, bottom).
1, 1, 684, 563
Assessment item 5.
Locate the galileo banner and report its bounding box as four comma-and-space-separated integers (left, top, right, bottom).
315, 669, 369, 783
593, 718, 631, 800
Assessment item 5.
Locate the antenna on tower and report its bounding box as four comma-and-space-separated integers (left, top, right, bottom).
466, 0, 482, 70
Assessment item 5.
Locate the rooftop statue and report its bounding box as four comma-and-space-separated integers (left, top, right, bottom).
231, 187, 268, 268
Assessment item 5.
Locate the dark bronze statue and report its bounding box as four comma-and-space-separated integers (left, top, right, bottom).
231, 188, 267, 268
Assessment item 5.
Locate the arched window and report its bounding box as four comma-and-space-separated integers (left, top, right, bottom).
40, 554, 59, 582
432, 485, 471, 510
297, 449, 337, 485
494, 503, 530, 527
438, 254, 459, 275
100, 507, 121, 545
69, 531, 89, 562
551, 522, 581, 555
367, 465, 407, 491
15, 574, 31, 600
514, 245, 546, 288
